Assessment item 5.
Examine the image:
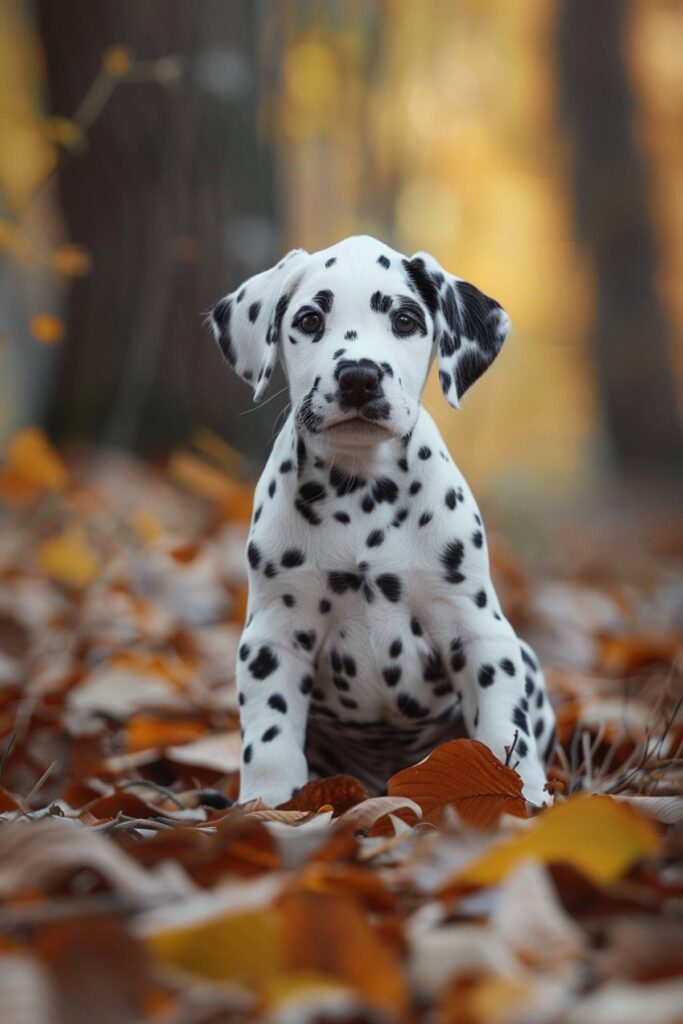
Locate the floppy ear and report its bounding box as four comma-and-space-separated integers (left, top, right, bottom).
208, 248, 309, 401
403, 253, 510, 409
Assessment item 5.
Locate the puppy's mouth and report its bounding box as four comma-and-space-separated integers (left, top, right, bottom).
322, 416, 395, 442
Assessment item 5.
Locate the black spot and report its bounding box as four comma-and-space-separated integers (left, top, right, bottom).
409, 481, 422, 495
264, 561, 278, 578
333, 674, 349, 691
295, 481, 326, 525
324, 257, 337, 268
534, 719, 544, 739
262, 725, 280, 742
243, 743, 253, 763
253, 505, 263, 524
238, 692, 245, 706
268, 694, 287, 714
423, 650, 446, 682
343, 655, 356, 677
282, 593, 296, 608
330, 649, 342, 672
450, 638, 466, 672
389, 639, 402, 658
478, 664, 496, 687
536, 690, 544, 709
334, 511, 351, 524
249, 646, 279, 680
521, 648, 538, 672
418, 512, 433, 527
239, 643, 250, 662
361, 496, 375, 513
472, 530, 484, 549
370, 290, 392, 314
516, 738, 529, 758
268, 479, 276, 498
280, 459, 293, 473
300, 674, 314, 695
441, 540, 465, 583
512, 706, 530, 736
500, 658, 516, 676
377, 254, 391, 269
319, 598, 331, 614
295, 630, 316, 651
439, 369, 452, 394
328, 571, 363, 594
296, 437, 307, 471
382, 665, 401, 687
339, 697, 358, 710
410, 616, 423, 637
248, 301, 261, 324
363, 582, 374, 603
344, 330, 357, 340
333, 348, 346, 359
313, 289, 333, 314
525, 675, 535, 696
474, 590, 487, 608
418, 446, 432, 460
376, 574, 402, 603
281, 548, 305, 568
236, 288, 246, 303
445, 488, 457, 510
247, 542, 261, 570
372, 478, 399, 504
330, 465, 364, 497
397, 694, 430, 719
366, 529, 384, 548
397, 457, 409, 473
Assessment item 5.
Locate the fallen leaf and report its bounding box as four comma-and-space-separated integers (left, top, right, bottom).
388, 740, 527, 828
38, 527, 101, 587
124, 715, 206, 753
3, 427, 69, 491
441, 796, 660, 892
279, 775, 369, 815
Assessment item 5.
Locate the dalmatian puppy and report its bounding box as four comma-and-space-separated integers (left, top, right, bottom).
209, 235, 555, 807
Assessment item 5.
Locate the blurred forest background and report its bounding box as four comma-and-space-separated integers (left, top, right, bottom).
0, 0, 681, 524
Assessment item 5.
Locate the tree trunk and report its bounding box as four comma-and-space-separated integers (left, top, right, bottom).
557, 0, 682, 472
37, 0, 283, 460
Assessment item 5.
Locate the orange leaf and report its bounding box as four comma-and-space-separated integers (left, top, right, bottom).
4, 427, 69, 492
279, 775, 369, 815
30, 313, 64, 344
387, 739, 527, 828
102, 45, 134, 77
278, 889, 409, 1017
125, 715, 205, 753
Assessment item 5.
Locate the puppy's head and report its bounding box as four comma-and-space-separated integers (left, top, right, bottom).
209, 235, 510, 446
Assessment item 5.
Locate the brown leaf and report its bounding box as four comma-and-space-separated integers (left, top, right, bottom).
279, 775, 370, 815
388, 739, 527, 828
278, 889, 409, 1017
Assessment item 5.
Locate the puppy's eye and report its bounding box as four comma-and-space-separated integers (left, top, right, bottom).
296, 311, 323, 334
392, 310, 418, 336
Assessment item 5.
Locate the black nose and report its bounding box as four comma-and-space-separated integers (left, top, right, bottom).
338, 364, 380, 408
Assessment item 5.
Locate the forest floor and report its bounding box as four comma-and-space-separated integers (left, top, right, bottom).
0, 428, 681, 1024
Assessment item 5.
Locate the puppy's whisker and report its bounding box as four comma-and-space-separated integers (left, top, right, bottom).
238, 385, 289, 417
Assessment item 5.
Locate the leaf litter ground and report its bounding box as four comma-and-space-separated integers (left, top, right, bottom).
0, 430, 681, 1024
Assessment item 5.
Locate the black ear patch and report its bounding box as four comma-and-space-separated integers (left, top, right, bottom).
212, 298, 235, 365
402, 257, 439, 316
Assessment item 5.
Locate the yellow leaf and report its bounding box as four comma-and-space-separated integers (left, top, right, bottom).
4, 427, 69, 491
38, 527, 101, 587
442, 795, 660, 893
147, 908, 281, 985
130, 507, 164, 542
30, 313, 64, 345
102, 45, 134, 78
51, 244, 92, 278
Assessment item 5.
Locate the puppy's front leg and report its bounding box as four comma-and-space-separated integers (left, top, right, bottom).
236, 619, 312, 806
428, 598, 549, 806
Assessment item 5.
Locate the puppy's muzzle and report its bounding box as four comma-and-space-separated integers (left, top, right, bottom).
337, 360, 382, 410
